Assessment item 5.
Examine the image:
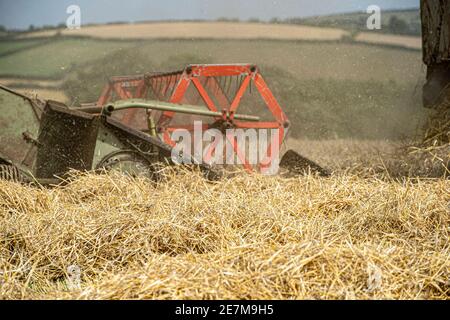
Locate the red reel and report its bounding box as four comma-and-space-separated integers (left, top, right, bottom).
96, 64, 289, 173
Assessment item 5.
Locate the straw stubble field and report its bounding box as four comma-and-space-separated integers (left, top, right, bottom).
0, 155, 448, 299
0, 19, 447, 300
18, 22, 421, 49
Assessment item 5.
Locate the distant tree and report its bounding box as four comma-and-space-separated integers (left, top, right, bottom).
106, 21, 128, 25
359, 17, 367, 29
270, 17, 280, 24
0, 25, 6, 32
285, 17, 303, 25
388, 15, 409, 34
248, 17, 260, 23
28, 24, 35, 31
217, 17, 239, 22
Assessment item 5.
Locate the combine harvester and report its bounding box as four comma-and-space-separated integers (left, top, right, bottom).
0, 64, 328, 184
421, 1, 450, 111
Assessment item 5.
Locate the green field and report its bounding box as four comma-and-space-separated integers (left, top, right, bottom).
0, 38, 136, 78
0, 36, 427, 140
0, 39, 43, 56
0, 37, 423, 81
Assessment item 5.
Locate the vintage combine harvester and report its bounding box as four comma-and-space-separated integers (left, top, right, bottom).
0, 64, 328, 184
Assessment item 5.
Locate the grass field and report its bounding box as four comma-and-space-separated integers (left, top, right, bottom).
0, 39, 135, 78
0, 40, 44, 56
0, 38, 423, 81
134, 40, 422, 82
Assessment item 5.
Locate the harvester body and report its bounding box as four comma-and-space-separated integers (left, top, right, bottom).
0, 85, 173, 184
421, 0, 450, 109
0, 86, 43, 177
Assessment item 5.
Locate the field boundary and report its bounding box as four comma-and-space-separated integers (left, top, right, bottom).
0, 39, 56, 58
3, 34, 423, 50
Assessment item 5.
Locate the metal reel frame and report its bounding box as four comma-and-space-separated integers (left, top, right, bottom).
96, 64, 290, 173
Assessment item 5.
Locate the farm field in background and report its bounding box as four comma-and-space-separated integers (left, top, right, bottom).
0, 38, 423, 81
16, 21, 422, 49
355, 32, 422, 50
0, 39, 44, 56
19, 22, 349, 41
0, 32, 426, 139
0, 39, 136, 78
